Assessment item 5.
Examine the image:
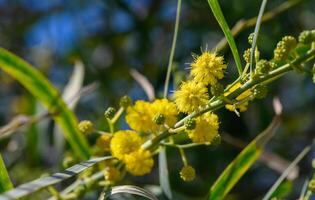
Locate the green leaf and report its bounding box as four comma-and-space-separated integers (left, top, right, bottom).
206, 0, 243, 75
159, 148, 172, 199
0, 47, 90, 159
0, 154, 13, 193
0, 156, 111, 199
104, 185, 159, 200
263, 144, 312, 200
208, 115, 281, 200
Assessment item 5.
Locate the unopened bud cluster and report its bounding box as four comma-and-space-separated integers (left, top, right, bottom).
274, 36, 297, 61
104, 107, 116, 118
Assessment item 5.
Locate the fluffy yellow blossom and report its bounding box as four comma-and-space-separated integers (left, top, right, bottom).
187, 113, 219, 143
180, 165, 196, 182
151, 99, 178, 128
104, 166, 121, 182
125, 101, 155, 133
190, 51, 227, 85
124, 148, 154, 176
110, 130, 142, 160
125, 99, 177, 133
174, 81, 209, 113
96, 134, 112, 151
225, 83, 252, 112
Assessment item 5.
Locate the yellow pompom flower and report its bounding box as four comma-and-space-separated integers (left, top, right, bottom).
126, 99, 177, 133
180, 165, 196, 182
96, 134, 112, 151
125, 100, 155, 133
124, 148, 154, 176
151, 99, 178, 128
190, 51, 227, 85
174, 81, 209, 113
225, 83, 252, 112
187, 113, 219, 143
110, 130, 142, 160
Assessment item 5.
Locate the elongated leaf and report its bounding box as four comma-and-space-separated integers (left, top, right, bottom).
263, 144, 312, 200
0, 156, 111, 200
0, 48, 90, 159
54, 61, 85, 164
208, 114, 281, 200
159, 148, 172, 199
207, 0, 242, 75
104, 185, 158, 200
0, 154, 13, 193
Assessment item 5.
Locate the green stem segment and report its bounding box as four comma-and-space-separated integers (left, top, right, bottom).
163, 0, 182, 97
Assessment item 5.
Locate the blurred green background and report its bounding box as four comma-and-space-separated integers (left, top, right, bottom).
0, 0, 315, 199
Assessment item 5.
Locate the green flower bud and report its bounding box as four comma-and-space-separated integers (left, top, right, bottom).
78, 120, 94, 135
248, 33, 255, 45
243, 48, 251, 63
119, 95, 132, 108
153, 113, 165, 125
211, 134, 221, 146
274, 36, 297, 61
211, 83, 224, 97
255, 59, 272, 75
184, 118, 196, 130
104, 107, 116, 119
308, 179, 315, 193
253, 84, 268, 99
298, 30, 315, 44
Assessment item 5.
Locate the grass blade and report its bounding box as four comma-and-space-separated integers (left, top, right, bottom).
0, 154, 13, 193
0, 156, 111, 200
104, 185, 158, 200
208, 113, 281, 200
159, 149, 172, 199
206, 0, 243, 75
262, 144, 312, 200
0, 48, 90, 159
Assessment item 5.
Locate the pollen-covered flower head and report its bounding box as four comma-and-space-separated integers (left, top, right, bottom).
174, 81, 209, 113
190, 51, 227, 85
151, 99, 178, 128
180, 165, 196, 182
225, 82, 252, 112
110, 130, 142, 160
124, 148, 154, 176
125, 100, 155, 133
187, 113, 219, 143
125, 99, 177, 133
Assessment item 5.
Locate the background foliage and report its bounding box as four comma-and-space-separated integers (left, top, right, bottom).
0, 0, 314, 199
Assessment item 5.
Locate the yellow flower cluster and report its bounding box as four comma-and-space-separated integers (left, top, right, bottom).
124, 149, 154, 176
110, 130, 154, 176
110, 130, 142, 160
190, 51, 227, 85
174, 81, 209, 113
187, 113, 219, 143
174, 51, 226, 114
225, 83, 252, 112
126, 99, 177, 133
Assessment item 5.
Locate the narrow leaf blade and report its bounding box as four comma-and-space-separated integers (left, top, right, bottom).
207, 0, 243, 75
208, 115, 280, 200
159, 148, 172, 199
0, 154, 13, 193
0, 48, 90, 159
0, 156, 111, 200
